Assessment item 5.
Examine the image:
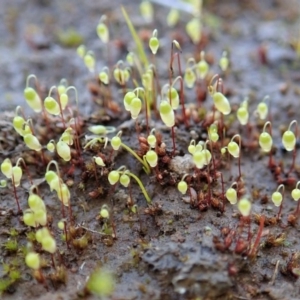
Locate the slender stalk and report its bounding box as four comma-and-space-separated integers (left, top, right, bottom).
128, 182, 133, 207
121, 142, 150, 174
210, 140, 216, 177
15, 106, 26, 121
65, 86, 80, 133
176, 53, 188, 127
16, 158, 33, 185
51, 254, 56, 269
168, 41, 182, 155
39, 149, 46, 166
134, 86, 149, 135
126, 171, 151, 204
67, 114, 82, 163
220, 172, 225, 212
296, 200, 300, 216
262, 121, 274, 168
145, 89, 150, 134
55, 88, 66, 129
152, 56, 159, 116
25, 118, 36, 137
231, 134, 242, 180
249, 215, 265, 258
206, 172, 211, 206
11, 175, 21, 213
287, 120, 298, 175
276, 184, 285, 220
294, 182, 300, 215
171, 126, 176, 156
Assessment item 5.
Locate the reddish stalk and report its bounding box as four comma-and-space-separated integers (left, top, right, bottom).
296, 200, 300, 216
37, 269, 48, 290
169, 42, 175, 86
55, 89, 66, 129
51, 254, 56, 269
287, 121, 298, 175
238, 147, 242, 180
220, 172, 225, 212
262, 121, 275, 168
108, 148, 115, 163
176, 53, 188, 127
230, 134, 242, 180
249, 215, 265, 258
128, 182, 133, 207
121, 83, 127, 98
247, 216, 252, 245
294, 182, 300, 216
168, 41, 184, 155
39, 149, 47, 166
206, 171, 211, 206
204, 141, 212, 205
169, 43, 188, 127
171, 126, 176, 156
144, 91, 150, 135
111, 215, 117, 239
288, 147, 297, 175
66, 85, 82, 137
276, 184, 285, 220
11, 175, 21, 213
210, 140, 216, 177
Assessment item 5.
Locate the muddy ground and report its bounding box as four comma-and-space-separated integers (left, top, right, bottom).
1, 0, 300, 299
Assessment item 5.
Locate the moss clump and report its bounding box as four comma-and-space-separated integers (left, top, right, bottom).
85, 268, 115, 297
57, 28, 84, 47
0, 278, 12, 295
3, 239, 18, 252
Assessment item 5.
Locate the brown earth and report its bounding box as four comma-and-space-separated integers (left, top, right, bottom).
1, 0, 300, 299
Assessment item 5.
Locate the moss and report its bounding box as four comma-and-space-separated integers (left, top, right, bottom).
85, 268, 115, 297
56, 28, 84, 48
3, 239, 18, 252
0, 278, 12, 295
9, 269, 21, 281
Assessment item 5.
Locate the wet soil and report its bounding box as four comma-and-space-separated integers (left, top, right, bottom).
1, 0, 300, 299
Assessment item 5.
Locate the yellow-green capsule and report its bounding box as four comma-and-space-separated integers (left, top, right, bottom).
237, 198, 251, 217
213, 92, 231, 115
177, 181, 188, 195
226, 188, 237, 205
227, 141, 239, 158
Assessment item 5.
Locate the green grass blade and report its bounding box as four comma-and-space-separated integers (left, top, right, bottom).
121, 6, 149, 69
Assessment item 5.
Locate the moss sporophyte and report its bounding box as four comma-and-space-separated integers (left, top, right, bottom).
1, 3, 300, 298
108, 166, 151, 204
